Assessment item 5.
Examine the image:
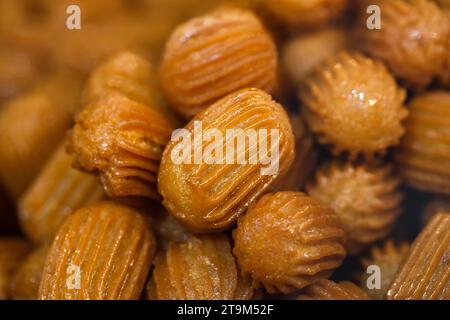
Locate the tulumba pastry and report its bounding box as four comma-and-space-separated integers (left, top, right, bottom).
395, 91, 450, 195
147, 234, 253, 300
18, 141, 105, 244
233, 191, 347, 294
299, 51, 408, 160
39, 201, 155, 300
159, 8, 278, 119
307, 161, 403, 254
298, 279, 369, 300
158, 88, 295, 232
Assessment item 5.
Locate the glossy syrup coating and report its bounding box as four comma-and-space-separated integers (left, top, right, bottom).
69, 94, 174, 201
356, 0, 450, 89
39, 201, 155, 300
233, 192, 347, 294
19, 141, 105, 244
147, 234, 253, 300
263, 0, 348, 29
299, 51, 408, 160
395, 91, 450, 195
359, 240, 410, 300
307, 161, 403, 254
0, 238, 30, 300
387, 213, 450, 300
282, 28, 348, 88
298, 279, 369, 300
10, 244, 49, 300
160, 8, 278, 119
158, 88, 295, 232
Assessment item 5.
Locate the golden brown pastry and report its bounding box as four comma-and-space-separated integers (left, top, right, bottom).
147, 234, 253, 300
356, 0, 450, 89
39, 201, 155, 300
19, 141, 104, 244
437, 11, 450, 88
282, 28, 348, 88
423, 196, 450, 225
307, 161, 403, 254
263, 0, 348, 29
298, 279, 369, 300
435, 0, 450, 8
387, 213, 450, 300
10, 244, 49, 300
359, 240, 410, 300
0, 238, 30, 300
148, 206, 190, 248
395, 91, 450, 195
69, 94, 174, 201
233, 192, 347, 294
160, 8, 278, 119
158, 88, 295, 232
299, 51, 408, 160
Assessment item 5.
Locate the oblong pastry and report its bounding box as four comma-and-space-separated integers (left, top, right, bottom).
263, 0, 348, 29
0, 238, 30, 300
39, 201, 155, 300
19, 141, 105, 244
387, 213, 450, 300
69, 94, 174, 201
298, 279, 369, 300
160, 8, 278, 119
233, 191, 347, 294
158, 88, 295, 232
10, 244, 49, 300
359, 240, 410, 300
299, 51, 407, 160
395, 91, 450, 195
355, 0, 449, 89
307, 161, 403, 254
147, 234, 253, 300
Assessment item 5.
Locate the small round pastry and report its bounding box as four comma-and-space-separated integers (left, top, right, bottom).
298, 279, 369, 300
307, 161, 403, 254
395, 91, 450, 195
299, 51, 408, 160
158, 88, 295, 232
10, 244, 49, 300
356, 0, 450, 89
387, 213, 450, 300
263, 0, 348, 29
19, 141, 105, 244
0, 238, 30, 300
359, 240, 410, 300
160, 8, 278, 119
69, 94, 174, 201
233, 191, 347, 294
39, 201, 155, 300
282, 28, 348, 88
422, 196, 450, 225
147, 234, 253, 300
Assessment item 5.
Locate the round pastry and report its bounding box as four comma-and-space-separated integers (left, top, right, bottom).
158, 88, 295, 232
298, 279, 369, 300
307, 161, 403, 254
395, 91, 450, 195
299, 51, 408, 160
233, 191, 347, 294
160, 8, 278, 119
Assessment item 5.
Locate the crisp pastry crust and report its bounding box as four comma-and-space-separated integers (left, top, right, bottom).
160, 8, 278, 119
356, 0, 450, 89
299, 51, 408, 160
158, 88, 295, 232
19, 141, 104, 244
307, 161, 403, 254
233, 191, 347, 294
263, 0, 348, 29
395, 91, 450, 195
39, 201, 155, 300
298, 279, 369, 300
387, 213, 450, 300
69, 94, 174, 201
359, 240, 410, 300
147, 234, 253, 300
